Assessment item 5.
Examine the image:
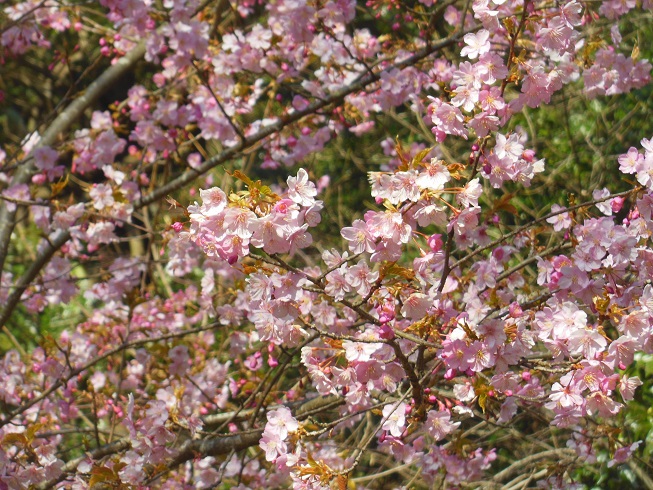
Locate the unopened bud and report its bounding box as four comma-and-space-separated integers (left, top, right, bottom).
428, 233, 443, 252
611, 196, 624, 213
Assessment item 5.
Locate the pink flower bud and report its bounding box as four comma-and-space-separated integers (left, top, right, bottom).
379, 324, 395, 340
378, 303, 395, 324
428, 233, 443, 252
521, 371, 531, 381
509, 302, 523, 318
522, 149, 535, 162
171, 222, 183, 232
316, 175, 330, 193
611, 196, 624, 213
428, 395, 437, 404
378, 313, 392, 323
32, 173, 47, 185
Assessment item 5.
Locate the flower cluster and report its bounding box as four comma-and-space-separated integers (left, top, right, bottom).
187, 169, 322, 264
1, 0, 653, 488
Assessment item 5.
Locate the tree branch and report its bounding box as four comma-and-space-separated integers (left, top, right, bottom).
0, 42, 147, 273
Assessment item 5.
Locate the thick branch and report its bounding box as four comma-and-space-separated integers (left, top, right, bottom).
0, 42, 147, 273
152, 394, 344, 485
491, 448, 575, 483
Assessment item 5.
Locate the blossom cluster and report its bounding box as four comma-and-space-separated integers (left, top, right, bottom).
1, 0, 653, 488
186, 169, 321, 264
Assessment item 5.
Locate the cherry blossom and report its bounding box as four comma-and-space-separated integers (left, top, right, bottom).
1, 0, 652, 487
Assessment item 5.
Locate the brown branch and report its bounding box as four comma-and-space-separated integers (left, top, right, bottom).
491, 448, 576, 483
0, 41, 147, 273
148, 394, 344, 486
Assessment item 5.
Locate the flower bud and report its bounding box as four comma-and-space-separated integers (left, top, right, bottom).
611, 196, 624, 213
509, 302, 523, 318
428, 233, 443, 252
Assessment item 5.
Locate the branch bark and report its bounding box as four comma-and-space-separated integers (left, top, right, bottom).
0, 42, 147, 273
